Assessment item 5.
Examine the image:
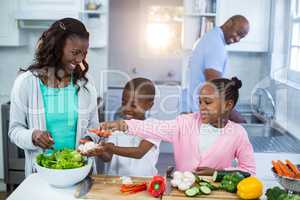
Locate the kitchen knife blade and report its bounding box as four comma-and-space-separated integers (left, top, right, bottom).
164, 166, 174, 195
74, 176, 93, 198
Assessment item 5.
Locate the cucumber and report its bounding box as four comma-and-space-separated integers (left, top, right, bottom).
199, 182, 209, 187
200, 186, 211, 195
212, 170, 250, 182
185, 186, 200, 197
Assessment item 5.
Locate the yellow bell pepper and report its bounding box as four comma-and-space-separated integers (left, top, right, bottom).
237, 177, 263, 199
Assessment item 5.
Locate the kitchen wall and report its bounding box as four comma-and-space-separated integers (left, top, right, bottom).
108, 0, 269, 105
0, 29, 108, 190
108, 0, 183, 86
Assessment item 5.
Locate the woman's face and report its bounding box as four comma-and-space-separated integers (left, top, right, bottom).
199, 83, 232, 124
61, 36, 89, 74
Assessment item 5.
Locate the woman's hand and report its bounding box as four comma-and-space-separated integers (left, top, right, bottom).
32, 130, 54, 149
194, 167, 216, 176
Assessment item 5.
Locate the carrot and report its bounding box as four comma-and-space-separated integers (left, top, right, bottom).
272, 160, 283, 176
286, 160, 300, 175
89, 129, 112, 137
120, 182, 147, 193
278, 160, 295, 177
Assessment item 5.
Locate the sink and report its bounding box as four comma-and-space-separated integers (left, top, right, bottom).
242, 124, 283, 137
242, 124, 300, 153
240, 113, 264, 124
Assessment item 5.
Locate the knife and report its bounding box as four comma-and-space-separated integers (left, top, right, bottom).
74, 175, 93, 198
164, 166, 174, 195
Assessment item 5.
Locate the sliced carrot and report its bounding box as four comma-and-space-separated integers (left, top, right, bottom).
278, 160, 295, 177
89, 129, 112, 137
286, 160, 300, 175
272, 160, 283, 176
120, 182, 147, 193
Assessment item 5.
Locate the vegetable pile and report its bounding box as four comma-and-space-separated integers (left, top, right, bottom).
170, 171, 218, 197
272, 160, 300, 179
169, 170, 263, 199
266, 187, 300, 200
36, 149, 85, 169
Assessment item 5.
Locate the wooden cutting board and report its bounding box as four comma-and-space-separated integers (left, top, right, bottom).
162, 176, 242, 200
77, 175, 157, 200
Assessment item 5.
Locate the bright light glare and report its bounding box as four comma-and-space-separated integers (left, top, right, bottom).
146, 23, 171, 50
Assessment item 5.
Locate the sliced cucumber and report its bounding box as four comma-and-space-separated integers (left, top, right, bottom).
200, 186, 211, 195
185, 186, 200, 197
199, 182, 209, 187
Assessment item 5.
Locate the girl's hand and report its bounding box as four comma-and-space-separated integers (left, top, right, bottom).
194, 167, 216, 176
101, 120, 128, 132
90, 120, 128, 137
32, 130, 54, 149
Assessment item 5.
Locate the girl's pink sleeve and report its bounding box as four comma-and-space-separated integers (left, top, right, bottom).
125, 118, 179, 143
225, 129, 256, 175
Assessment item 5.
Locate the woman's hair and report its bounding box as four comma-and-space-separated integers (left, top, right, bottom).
124, 77, 156, 102
209, 77, 242, 107
22, 18, 90, 91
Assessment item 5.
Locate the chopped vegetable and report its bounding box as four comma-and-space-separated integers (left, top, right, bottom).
77, 141, 98, 154
120, 182, 147, 194
199, 185, 211, 194
171, 171, 196, 191
212, 170, 250, 182
219, 172, 245, 193
278, 160, 295, 177
148, 176, 165, 197
89, 129, 112, 137
36, 149, 85, 169
272, 160, 300, 179
237, 177, 263, 199
185, 186, 200, 197
272, 160, 283, 176
286, 160, 300, 175
266, 187, 300, 200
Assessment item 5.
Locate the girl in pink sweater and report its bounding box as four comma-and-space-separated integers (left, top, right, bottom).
99, 77, 256, 175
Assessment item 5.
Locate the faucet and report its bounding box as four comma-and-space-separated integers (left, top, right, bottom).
252, 88, 276, 120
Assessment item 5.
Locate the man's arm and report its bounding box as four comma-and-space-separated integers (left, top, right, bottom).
229, 109, 247, 124
106, 140, 154, 159
204, 68, 222, 81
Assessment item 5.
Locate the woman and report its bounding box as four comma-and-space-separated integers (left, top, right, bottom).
96, 77, 256, 175
9, 18, 100, 176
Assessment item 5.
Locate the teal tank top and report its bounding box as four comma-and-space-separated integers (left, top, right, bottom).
39, 79, 78, 151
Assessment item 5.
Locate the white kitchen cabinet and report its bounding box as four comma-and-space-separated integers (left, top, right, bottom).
150, 85, 181, 120
105, 87, 123, 121
105, 84, 181, 121
80, 0, 108, 48
216, 0, 271, 52
183, 0, 271, 52
18, 0, 81, 12
0, 0, 25, 46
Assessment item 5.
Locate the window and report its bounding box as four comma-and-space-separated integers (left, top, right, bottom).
288, 0, 300, 82
141, 5, 183, 56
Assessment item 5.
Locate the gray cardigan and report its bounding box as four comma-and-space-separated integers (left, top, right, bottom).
9, 71, 101, 176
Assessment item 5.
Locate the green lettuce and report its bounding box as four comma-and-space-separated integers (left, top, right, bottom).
36, 149, 85, 169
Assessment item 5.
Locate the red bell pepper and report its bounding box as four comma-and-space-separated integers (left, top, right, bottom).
148, 176, 166, 198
